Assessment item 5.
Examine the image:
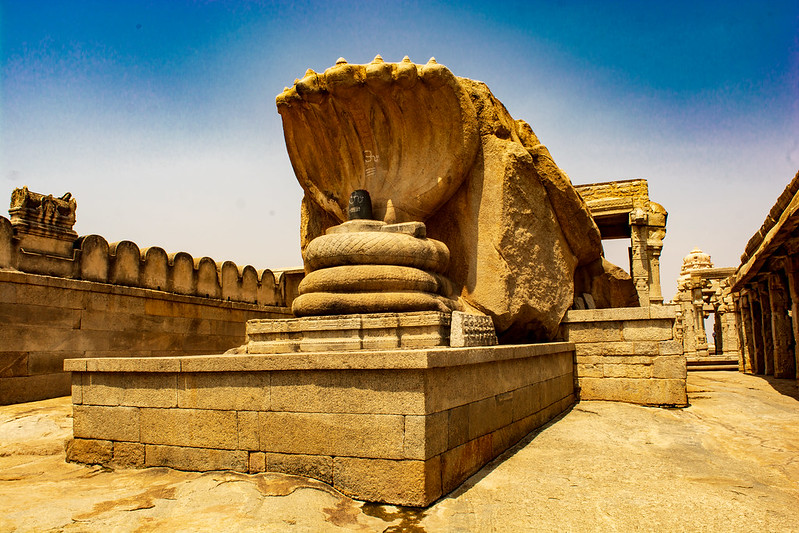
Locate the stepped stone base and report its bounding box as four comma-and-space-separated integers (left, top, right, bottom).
245, 311, 497, 354
559, 306, 687, 407
64, 342, 574, 506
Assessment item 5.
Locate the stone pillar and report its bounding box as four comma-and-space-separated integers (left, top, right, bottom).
645, 202, 667, 306
647, 244, 664, 305
720, 305, 740, 360
713, 311, 723, 354
736, 294, 754, 373
786, 256, 799, 380
678, 295, 695, 356
629, 209, 650, 307
748, 288, 766, 374
690, 274, 708, 356
754, 282, 774, 375
768, 272, 795, 379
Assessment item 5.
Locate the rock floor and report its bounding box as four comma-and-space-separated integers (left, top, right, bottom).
1, 371, 797, 532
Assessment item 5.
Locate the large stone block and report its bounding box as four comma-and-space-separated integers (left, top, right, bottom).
72, 405, 140, 442
441, 434, 494, 494
270, 369, 424, 415
579, 377, 687, 406
140, 408, 237, 449
447, 404, 470, 449
72, 372, 83, 404
66, 438, 113, 465
468, 392, 514, 441
575, 341, 660, 357
27, 351, 83, 376
0, 302, 81, 328
248, 451, 266, 473
652, 355, 687, 379
0, 372, 72, 405
333, 456, 442, 507
267, 453, 333, 484
658, 340, 683, 355
0, 352, 27, 378
603, 363, 652, 379
12, 281, 86, 310
562, 322, 624, 343
621, 319, 674, 341
403, 411, 448, 460
576, 362, 603, 378
237, 411, 259, 450
0, 324, 80, 353
84, 292, 146, 315
259, 411, 405, 459
82, 372, 177, 408
145, 444, 248, 472
177, 372, 269, 411
111, 441, 145, 468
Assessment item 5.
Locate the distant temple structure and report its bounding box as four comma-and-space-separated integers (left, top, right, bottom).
673, 248, 738, 369
574, 179, 667, 306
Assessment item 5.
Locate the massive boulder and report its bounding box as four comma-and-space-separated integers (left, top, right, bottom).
276, 56, 624, 342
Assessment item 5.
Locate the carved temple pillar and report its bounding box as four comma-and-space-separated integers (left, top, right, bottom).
736, 293, 754, 373
645, 202, 667, 306
719, 296, 740, 361
690, 274, 708, 356
786, 255, 799, 380
754, 282, 775, 375
768, 272, 795, 379
647, 244, 664, 305
748, 287, 766, 374
629, 209, 650, 307
676, 290, 695, 355
713, 308, 723, 354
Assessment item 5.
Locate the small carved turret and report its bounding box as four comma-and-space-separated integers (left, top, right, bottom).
8, 187, 78, 257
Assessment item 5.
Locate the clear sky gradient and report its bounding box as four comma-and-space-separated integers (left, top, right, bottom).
2, 0, 797, 300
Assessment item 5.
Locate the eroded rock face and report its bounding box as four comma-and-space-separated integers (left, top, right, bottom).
276, 57, 604, 342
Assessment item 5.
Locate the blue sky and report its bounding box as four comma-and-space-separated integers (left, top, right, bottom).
1, 0, 797, 300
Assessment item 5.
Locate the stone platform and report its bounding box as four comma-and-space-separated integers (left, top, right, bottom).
245, 311, 498, 353
559, 306, 686, 406
64, 342, 574, 506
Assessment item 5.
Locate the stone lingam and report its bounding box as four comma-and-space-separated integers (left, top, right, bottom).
246, 186, 499, 353
65, 57, 592, 507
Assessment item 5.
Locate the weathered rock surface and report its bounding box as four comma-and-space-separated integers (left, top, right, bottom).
277, 57, 606, 341
574, 257, 641, 308
2, 373, 798, 531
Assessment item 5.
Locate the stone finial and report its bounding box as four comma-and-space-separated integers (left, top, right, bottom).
9, 186, 77, 233
401, 56, 411, 63
9, 186, 78, 257
371, 54, 384, 63
336, 57, 348, 65
680, 247, 713, 276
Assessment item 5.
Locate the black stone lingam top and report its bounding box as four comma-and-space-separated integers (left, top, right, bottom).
348, 189, 373, 220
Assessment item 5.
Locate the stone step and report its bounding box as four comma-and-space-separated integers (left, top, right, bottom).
687, 365, 739, 371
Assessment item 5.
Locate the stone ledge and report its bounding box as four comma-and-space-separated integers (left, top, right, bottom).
562, 305, 678, 323
65, 342, 575, 373
578, 377, 687, 406
0, 269, 291, 313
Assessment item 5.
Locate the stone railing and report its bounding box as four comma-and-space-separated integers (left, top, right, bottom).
0, 215, 302, 307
